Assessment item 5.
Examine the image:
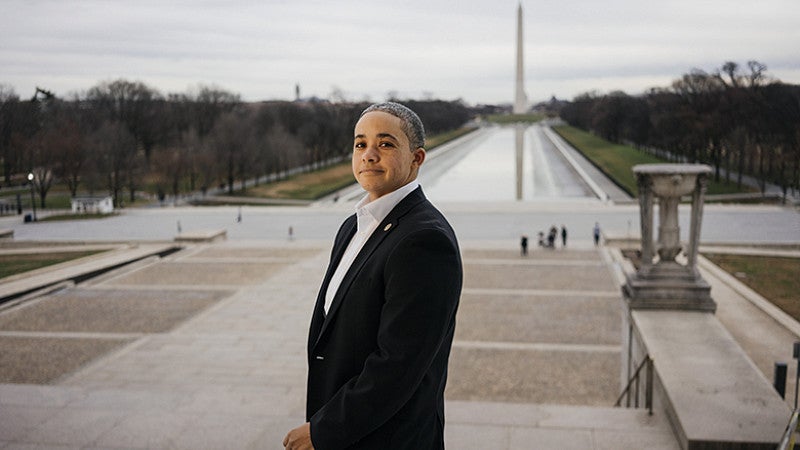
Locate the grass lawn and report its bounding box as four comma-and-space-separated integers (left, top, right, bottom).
0, 189, 75, 211
241, 164, 355, 200
552, 125, 755, 197
0, 250, 106, 280
425, 127, 478, 149
703, 253, 800, 322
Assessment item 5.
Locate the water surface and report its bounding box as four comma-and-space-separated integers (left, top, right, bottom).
422, 124, 594, 202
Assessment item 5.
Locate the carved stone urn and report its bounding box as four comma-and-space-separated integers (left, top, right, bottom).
623, 164, 716, 312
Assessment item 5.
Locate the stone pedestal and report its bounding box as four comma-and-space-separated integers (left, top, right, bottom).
623, 164, 715, 312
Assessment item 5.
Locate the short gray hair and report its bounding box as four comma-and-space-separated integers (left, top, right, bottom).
359, 102, 425, 150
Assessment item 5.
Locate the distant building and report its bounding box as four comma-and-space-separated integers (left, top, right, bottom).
532, 96, 568, 117
71, 196, 114, 214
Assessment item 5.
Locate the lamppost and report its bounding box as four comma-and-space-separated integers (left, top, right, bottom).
27, 172, 37, 222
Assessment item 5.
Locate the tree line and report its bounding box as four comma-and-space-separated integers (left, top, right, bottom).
559, 61, 800, 199
0, 80, 473, 208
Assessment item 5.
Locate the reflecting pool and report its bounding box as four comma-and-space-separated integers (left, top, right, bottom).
421, 124, 594, 202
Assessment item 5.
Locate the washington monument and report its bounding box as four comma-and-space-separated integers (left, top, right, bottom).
514, 3, 528, 113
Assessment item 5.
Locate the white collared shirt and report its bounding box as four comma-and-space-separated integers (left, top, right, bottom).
323, 180, 420, 314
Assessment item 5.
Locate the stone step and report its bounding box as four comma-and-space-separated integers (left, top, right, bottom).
445, 400, 680, 449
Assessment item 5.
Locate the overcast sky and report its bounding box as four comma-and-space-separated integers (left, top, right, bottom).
2, 0, 799, 105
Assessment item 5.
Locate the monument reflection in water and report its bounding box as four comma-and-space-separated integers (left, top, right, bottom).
421, 124, 595, 202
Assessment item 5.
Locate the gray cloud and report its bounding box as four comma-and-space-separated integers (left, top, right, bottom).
1, 0, 798, 104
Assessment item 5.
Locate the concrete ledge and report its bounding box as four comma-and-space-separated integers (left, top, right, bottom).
0, 244, 179, 304
631, 310, 790, 449
0, 228, 13, 239
174, 229, 227, 243
192, 196, 311, 206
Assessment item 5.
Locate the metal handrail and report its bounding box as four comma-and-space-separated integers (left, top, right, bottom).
615, 354, 653, 415
778, 410, 799, 450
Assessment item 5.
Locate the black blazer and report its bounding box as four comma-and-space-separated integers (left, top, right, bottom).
306, 186, 462, 449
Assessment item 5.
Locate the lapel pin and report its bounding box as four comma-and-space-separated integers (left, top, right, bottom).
384, 223, 392, 231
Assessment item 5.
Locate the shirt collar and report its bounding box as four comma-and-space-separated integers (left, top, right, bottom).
354, 180, 419, 232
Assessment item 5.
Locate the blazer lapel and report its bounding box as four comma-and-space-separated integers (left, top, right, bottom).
312, 187, 427, 350
324, 216, 358, 289
308, 215, 356, 349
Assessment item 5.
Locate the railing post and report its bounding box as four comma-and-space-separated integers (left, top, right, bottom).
615, 354, 652, 412
775, 362, 788, 399
625, 372, 632, 407
778, 410, 799, 450
646, 357, 654, 415
793, 342, 800, 410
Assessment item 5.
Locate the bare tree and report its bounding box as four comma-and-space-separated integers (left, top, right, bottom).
0, 88, 39, 184
86, 121, 138, 206
746, 60, 769, 87
86, 79, 161, 159
153, 141, 189, 199
50, 113, 86, 197
25, 131, 55, 208
262, 124, 303, 180
0, 85, 20, 184
191, 85, 241, 137
717, 61, 741, 88
208, 109, 252, 194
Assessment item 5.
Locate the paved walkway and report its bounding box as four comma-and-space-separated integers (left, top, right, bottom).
4, 235, 797, 448
1, 239, 684, 449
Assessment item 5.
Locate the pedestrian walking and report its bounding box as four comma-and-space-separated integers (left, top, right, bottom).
593, 222, 601, 246
520, 234, 528, 256
547, 225, 557, 248
560, 225, 567, 247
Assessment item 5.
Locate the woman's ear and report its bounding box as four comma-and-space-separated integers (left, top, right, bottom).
413, 147, 426, 166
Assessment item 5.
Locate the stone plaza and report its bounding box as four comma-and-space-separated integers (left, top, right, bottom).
1, 203, 798, 448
